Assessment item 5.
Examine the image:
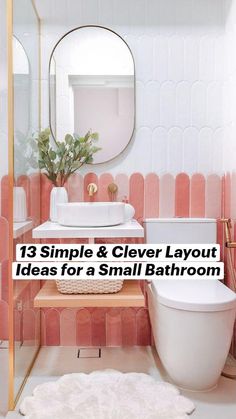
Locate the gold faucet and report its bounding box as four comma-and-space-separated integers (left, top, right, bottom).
87, 183, 98, 197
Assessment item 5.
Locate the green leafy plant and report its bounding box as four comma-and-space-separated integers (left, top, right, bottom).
37, 128, 100, 186
14, 130, 39, 179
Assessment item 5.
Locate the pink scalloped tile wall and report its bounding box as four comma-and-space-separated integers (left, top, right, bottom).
39, 171, 224, 346
41, 307, 151, 347
223, 172, 236, 356
41, 172, 224, 223
0, 174, 41, 345
0, 171, 232, 347
0, 210, 9, 341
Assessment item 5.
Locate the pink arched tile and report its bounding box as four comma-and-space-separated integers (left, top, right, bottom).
114, 174, 129, 202
139, 280, 148, 306
17, 175, 30, 216
41, 310, 46, 345
190, 174, 205, 217
0, 300, 9, 340
205, 174, 222, 218
159, 174, 175, 217
234, 222, 236, 270
217, 220, 224, 262
121, 308, 137, 346
30, 281, 41, 306
15, 281, 28, 305
136, 308, 151, 346
221, 176, 224, 219
40, 174, 53, 222
91, 308, 106, 346
29, 173, 41, 225
59, 238, 88, 245
60, 309, 76, 345
175, 173, 190, 217
23, 230, 33, 246
223, 173, 231, 219
23, 309, 36, 342
106, 308, 122, 346
66, 173, 83, 202
129, 173, 144, 223
22, 292, 31, 311
98, 173, 114, 202
83, 173, 98, 202
42, 238, 60, 245
35, 310, 41, 345
225, 263, 233, 288
221, 174, 225, 219
76, 308, 92, 346
0, 216, 9, 262
1, 260, 9, 302
1, 175, 10, 220
144, 173, 159, 218
45, 309, 60, 346
14, 309, 21, 343
219, 180, 224, 219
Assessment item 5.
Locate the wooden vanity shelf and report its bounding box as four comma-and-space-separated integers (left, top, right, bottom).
34, 280, 145, 308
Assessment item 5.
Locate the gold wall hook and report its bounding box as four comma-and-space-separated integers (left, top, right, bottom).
108, 183, 118, 194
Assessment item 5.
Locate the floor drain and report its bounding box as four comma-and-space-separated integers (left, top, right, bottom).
0, 340, 8, 349
77, 348, 101, 359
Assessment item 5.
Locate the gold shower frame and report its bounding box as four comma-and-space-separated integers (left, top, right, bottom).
7, 0, 41, 410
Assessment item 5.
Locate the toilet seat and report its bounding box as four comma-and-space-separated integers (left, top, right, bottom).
151, 280, 236, 312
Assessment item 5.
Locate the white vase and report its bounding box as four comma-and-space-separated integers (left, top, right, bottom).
14, 186, 27, 222
50, 187, 68, 223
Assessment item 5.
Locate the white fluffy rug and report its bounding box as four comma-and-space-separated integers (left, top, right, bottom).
19, 370, 195, 419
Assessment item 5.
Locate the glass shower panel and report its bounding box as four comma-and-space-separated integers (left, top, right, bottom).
13, 0, 41, 402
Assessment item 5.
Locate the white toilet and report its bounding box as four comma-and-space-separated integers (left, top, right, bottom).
144, 218, 236, 391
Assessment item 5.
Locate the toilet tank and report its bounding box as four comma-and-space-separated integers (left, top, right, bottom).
143, 218, 216, 244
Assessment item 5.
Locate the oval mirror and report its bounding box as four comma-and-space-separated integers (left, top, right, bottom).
13, 36, 31, 179
49, 26, 135, 164
13, 36, 30, 138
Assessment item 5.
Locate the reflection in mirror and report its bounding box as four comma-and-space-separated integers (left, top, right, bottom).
13, 36, 30, 137
49, 57, 57, 138
49, 26, 135, 164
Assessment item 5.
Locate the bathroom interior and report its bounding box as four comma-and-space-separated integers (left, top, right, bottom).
1, 0, 236, 417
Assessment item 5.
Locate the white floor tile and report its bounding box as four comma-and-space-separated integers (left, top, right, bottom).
0, 349, 8, 417
183, 377, 236, 419
4, 346, 236, 419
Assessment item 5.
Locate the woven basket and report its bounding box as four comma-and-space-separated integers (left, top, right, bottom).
56, 279, 124, 294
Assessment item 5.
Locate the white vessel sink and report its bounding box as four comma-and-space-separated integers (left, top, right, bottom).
57, 202, 135, 227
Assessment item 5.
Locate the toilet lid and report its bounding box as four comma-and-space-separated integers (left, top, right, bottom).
151, 280, 236, 311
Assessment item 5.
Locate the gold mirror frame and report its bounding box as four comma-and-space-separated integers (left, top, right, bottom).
13, 35, 31, 143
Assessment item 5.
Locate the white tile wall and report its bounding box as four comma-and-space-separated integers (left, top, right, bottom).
13, 1, 40, 136
36, 0, 229, 176
224, 0, 236, 175
0, 4, 8, 416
